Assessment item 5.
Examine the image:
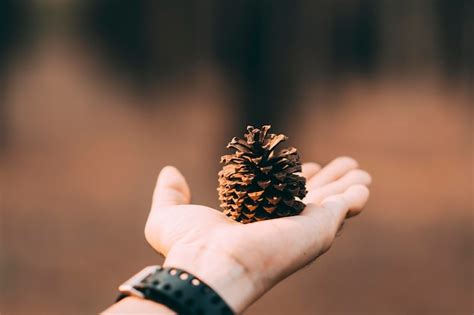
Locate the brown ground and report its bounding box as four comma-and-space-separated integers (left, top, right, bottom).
1, 40, 472, 314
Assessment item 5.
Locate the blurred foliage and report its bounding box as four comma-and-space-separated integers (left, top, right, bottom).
0, 0, 472, 143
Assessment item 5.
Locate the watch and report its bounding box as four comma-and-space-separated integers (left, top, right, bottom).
117, 265, 234, 315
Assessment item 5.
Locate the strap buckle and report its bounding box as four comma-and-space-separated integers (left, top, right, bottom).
118, 265, 161, 299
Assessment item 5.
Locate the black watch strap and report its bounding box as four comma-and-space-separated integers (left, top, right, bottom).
117, 266, 234, 315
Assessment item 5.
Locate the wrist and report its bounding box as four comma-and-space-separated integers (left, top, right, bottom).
103, 296, 174, 314
164, 242, 264, 313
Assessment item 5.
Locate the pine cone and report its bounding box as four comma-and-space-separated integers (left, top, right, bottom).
218, 125, 307, 223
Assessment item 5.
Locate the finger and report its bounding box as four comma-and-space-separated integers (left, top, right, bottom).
314, 184, 370, 222
304, 169, 371, 204
301, 162, 321, 181
152, 166, 191, 209
307, 156, 358, 190
300, 184, 370, 251
338, 184, 370, 218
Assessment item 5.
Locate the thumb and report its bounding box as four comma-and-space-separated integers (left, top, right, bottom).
152, 166, 191, 209
145, 166, 191, 255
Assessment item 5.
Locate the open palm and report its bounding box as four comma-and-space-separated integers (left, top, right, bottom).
144, 157, 371, 312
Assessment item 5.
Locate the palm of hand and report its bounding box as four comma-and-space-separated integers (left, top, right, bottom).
145, 157, 371, 293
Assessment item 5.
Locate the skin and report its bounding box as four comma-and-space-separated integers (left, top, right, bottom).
103, 157, 371, 314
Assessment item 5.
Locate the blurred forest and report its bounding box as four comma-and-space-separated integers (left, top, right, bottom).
0, 1, 472, 314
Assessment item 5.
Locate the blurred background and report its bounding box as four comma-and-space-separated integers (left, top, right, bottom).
0, 0, 472, 314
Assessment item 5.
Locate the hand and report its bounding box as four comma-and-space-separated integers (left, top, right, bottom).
144, 157, 371, 313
